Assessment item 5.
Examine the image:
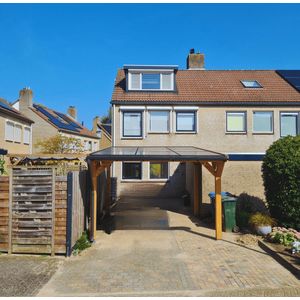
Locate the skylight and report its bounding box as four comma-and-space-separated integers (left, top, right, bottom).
241, 80, 262, 88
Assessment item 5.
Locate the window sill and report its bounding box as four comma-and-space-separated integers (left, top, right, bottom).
148, 131, 170, 134
175, 131, 197, 134
252, 132, 274, 135
225, 132, 247, 135
121, 179, 142, 182
121, 137, 144, 140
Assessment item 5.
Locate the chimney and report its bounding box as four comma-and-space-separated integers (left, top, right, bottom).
68, 106, 77, 120
186, 49, 205, 70
93, 116, 100, 133
19, 87, 33, 110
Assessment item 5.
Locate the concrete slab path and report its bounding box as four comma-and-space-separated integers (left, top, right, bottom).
38, 197, 300, 296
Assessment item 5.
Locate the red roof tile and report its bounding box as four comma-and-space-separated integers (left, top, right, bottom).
112, 70, 300, 104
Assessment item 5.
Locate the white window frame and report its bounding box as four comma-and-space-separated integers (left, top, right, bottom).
280, 111, 299, 137
23, 126, 31, 145
148, 110, 170, 134
148, 161, 169, 181
226, 111, 247, 133
241, 80, 263, 88
128, 70, 174, 91
5, 120, 14, 142
121, 161, 143, 181
252, 111, 274, 134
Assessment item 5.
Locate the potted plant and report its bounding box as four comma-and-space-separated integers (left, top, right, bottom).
248, 212, 276, 236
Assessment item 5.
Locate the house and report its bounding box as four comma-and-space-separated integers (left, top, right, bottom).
0, 97, 34, 155
110, 50, 300, 213
13, 88, 100, 154
92, 116, 112, 149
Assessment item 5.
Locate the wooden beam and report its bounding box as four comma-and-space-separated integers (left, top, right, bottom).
202, 162, 216, 176
193, 163, 200, 216
104, 165, 111, 214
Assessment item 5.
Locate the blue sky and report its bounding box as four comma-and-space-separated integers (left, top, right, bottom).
0, 3, 300, 128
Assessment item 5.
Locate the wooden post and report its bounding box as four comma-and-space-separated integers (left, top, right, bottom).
215, 161, 225, 240
8, 168, 13, 254
193, 163, 200, 216
215, 175, 222, 240
105, 166, 111, 214
90, 161, 98, 242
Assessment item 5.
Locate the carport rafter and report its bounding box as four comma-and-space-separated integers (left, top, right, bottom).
87, 146, 227, 242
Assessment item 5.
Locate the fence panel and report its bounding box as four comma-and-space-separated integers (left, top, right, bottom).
66, 170, 88, 256
11, 167, 54, 254
0, 176, 9, 252
55, 176, 67, 254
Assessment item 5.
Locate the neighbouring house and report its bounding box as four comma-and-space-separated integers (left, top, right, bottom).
0, 97, 34, 155
110, 49, 300, 214
92, 116, 112, 149
13, 88, 100, 154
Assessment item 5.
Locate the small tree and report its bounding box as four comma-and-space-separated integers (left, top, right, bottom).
100, 107, 112, 124
0, 156, 6, 175
262, 135, 300, 230
36, 134, 84, 154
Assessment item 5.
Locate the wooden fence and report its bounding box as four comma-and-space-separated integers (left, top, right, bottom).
0, 176, 9, 252
0, 167, 90, 256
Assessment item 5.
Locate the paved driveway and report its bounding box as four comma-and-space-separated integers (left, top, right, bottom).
0, 255, 60, 296
39, 197, 300, 296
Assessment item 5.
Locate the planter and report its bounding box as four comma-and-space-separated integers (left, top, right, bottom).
256, 225, 272, 236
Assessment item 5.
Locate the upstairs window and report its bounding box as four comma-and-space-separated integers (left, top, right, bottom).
226, 112, 247, 133
149, 111, 169, 133
123, 111, 143, 137
128, 71, 174, 91
253, 111, 273, 133
24, 127, 31, 144
241, 80, 262, 88
5, 121, 14, 141
142, 73, 160, 89
14, 124, 22, 143
280, 112, 299, 137
176, 111, 196, 132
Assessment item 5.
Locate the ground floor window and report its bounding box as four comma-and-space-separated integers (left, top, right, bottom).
149, 162, 168, 179
122, 162, 142, 179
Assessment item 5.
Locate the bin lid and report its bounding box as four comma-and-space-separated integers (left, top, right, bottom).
222, 196, 237, 202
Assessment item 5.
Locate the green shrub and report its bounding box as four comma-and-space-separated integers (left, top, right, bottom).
262, 136, 300, 230
235, 193, 269, 229
72, 232, 91, 256
248, 212, 275, 227
0, 157, 5, 175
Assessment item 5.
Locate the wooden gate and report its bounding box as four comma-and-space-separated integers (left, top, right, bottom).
9, 167, 56, 255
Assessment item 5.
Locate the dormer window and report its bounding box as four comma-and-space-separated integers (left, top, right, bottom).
241, 80, 263, 88
125, 65, 177, 91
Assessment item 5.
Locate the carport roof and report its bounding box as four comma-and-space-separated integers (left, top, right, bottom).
87, 146, 228, 162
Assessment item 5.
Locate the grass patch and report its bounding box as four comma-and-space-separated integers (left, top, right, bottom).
72, 231, 92, 256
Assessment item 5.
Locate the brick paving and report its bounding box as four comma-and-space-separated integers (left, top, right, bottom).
38, 197, 300, 296
0, 255, 60, 296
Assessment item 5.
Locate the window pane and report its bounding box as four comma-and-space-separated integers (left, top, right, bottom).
253, 112, 273, 132
241, 80, 262, 88
14, 124, 22, 143
24, 127, 31, 144
122, 162, 142, 179
149, 111, 169, 132
150, 162, 168, 179
130, 73, 140, 89
161, 73, 172, 90
176, 112, 195, 131
281, 113, 298, 137
227, 113, 246, 132
5, 121, 14, 141
142, 73, 160, 89
123, 112, 142, 137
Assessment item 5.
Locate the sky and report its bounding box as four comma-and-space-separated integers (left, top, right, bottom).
0, 3, 300, 128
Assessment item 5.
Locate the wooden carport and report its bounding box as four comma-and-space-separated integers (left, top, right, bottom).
87, 146, 228, 241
